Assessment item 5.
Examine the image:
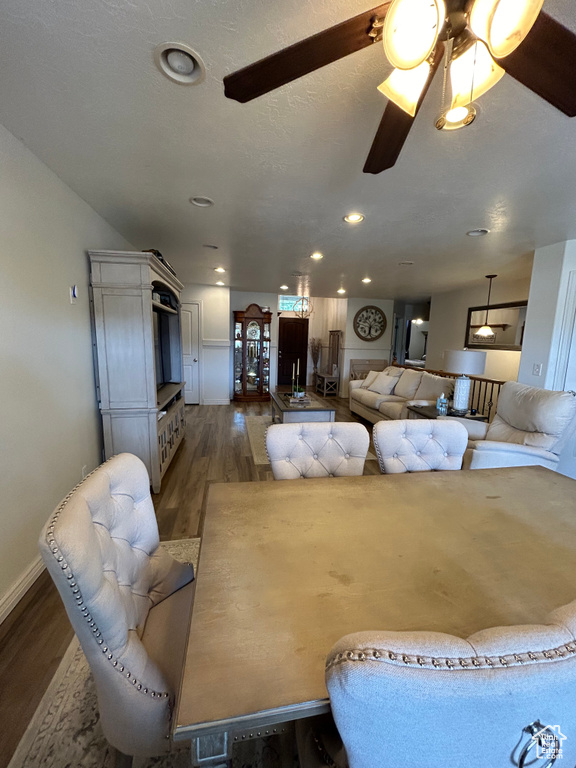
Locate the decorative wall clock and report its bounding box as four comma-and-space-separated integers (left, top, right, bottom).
353, 305, 387, 341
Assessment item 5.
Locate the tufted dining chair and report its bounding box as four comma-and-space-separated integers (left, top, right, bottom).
322, 598, 576, 768
265, 422, 370, 479
373, 419, 468, 474
38, 453, 195, 767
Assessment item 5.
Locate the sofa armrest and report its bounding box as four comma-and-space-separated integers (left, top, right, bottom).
349, 379, 364, 391
470, 440, 556, 460
438, 416, 488, 441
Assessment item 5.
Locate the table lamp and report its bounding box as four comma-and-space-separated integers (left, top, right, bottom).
443, 349, 487, 415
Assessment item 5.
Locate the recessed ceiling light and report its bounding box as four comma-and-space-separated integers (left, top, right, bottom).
310, 252, 323, 260
154, 42, 206, 86
337, 288, 346, 294
214, 267, 226, 273
344, 213, 365, 224
280, 285, 289, 290
190, 196, 214, 207
216, 281, 225, 286
362, 277, 372, 283
466, 228, 490, 237
399, 261, 414, 266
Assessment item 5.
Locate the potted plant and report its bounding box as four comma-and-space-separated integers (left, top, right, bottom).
292, 384, 306, 399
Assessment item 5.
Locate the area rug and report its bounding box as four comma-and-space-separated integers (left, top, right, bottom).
246, 415, 377, 466
8, 538, 297, 768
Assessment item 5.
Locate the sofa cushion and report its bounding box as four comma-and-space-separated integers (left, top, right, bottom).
487, 381, 576, 452
368, 372, 398, 395
378, 401, 406, 420
351, 388, 389, 410
393, 369, 423, 400
360, 370, 381, 389
414, 372, 454, 401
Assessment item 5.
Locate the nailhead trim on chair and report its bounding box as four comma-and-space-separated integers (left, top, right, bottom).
325, 644, 576, 671
44, 458, 171, 701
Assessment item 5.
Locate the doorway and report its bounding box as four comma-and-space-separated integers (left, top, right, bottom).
278, 318, 309, 386
181, 302, 200, 404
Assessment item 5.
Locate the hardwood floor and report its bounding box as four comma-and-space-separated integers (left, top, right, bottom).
0, 397, 377, 768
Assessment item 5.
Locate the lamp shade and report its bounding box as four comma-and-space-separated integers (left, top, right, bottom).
443, 349, 487, 376
378, 62, 431, 116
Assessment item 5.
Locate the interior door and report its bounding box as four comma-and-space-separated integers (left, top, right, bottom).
181, 302, 200, 404
278, 318, 308, 386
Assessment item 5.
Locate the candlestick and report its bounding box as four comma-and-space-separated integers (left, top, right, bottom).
297, 358, 300, 376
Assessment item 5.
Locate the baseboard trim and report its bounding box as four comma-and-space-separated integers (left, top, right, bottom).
0, 556, 45, 625
201, 398, 230, 405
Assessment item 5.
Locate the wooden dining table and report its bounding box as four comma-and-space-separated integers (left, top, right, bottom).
173, 466, 576, 764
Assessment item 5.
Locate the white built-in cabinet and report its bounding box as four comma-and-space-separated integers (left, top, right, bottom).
88, 250, 185, 492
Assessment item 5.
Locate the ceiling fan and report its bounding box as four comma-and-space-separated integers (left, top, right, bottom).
223, 0, 576, 174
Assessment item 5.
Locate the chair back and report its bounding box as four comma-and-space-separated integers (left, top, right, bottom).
486, 381, 576, 454
266, 422, 369, 479
373, 419, 468, 473
38, 453, 194, 757
326, 599, 576, 768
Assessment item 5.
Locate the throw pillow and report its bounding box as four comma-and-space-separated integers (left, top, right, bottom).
361, 370, 381, 389
394, 369, 424, 400
368, 372, 398, 396
383, 366, 404, 378
414, 372, 454, 401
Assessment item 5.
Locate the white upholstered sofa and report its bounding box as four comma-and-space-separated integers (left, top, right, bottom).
349, 365, 455, 425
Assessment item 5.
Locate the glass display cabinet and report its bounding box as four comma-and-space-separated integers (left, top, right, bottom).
233, 303, 272, 402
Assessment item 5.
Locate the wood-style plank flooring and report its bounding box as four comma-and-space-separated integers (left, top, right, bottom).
0, 397, 377, 768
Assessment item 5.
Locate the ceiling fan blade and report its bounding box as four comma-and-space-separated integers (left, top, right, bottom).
500, 11, 576, 117
224, 3, 392, 103
363, 44, 444, 174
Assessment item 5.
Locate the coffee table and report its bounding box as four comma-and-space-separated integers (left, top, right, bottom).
270, 390, 335, 423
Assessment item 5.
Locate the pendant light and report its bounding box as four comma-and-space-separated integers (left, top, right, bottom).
476, 274, 497, 337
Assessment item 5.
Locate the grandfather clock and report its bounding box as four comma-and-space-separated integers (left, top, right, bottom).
233, 303, 272, 401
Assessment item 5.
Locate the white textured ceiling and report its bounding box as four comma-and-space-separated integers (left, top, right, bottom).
1, 0, 575, 299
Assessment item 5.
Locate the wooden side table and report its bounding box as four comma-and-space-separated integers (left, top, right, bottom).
315, 372, 339, 396
407, 404, 488, 421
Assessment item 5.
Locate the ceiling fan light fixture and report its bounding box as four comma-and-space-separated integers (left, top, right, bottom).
470, 0, 544, 59
383, 0, 446, 70
436, 103, 477, 130
378, 61, 431, 117
337, 288, 346, 295
449, 40, 505, 112
310, 252, 323, 260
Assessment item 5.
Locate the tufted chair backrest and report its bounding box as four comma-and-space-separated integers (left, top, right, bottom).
326, 599, 576, 768
373, 419, 468, 473
266, 422, 370, 480
38, 453, 194, 757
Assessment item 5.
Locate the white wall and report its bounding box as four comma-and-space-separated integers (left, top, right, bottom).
518, 241, 576, 389
341, 298, 394, 397
427, 276, 532, 382
0, 123, 134, 617
181, 284, 230, 405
